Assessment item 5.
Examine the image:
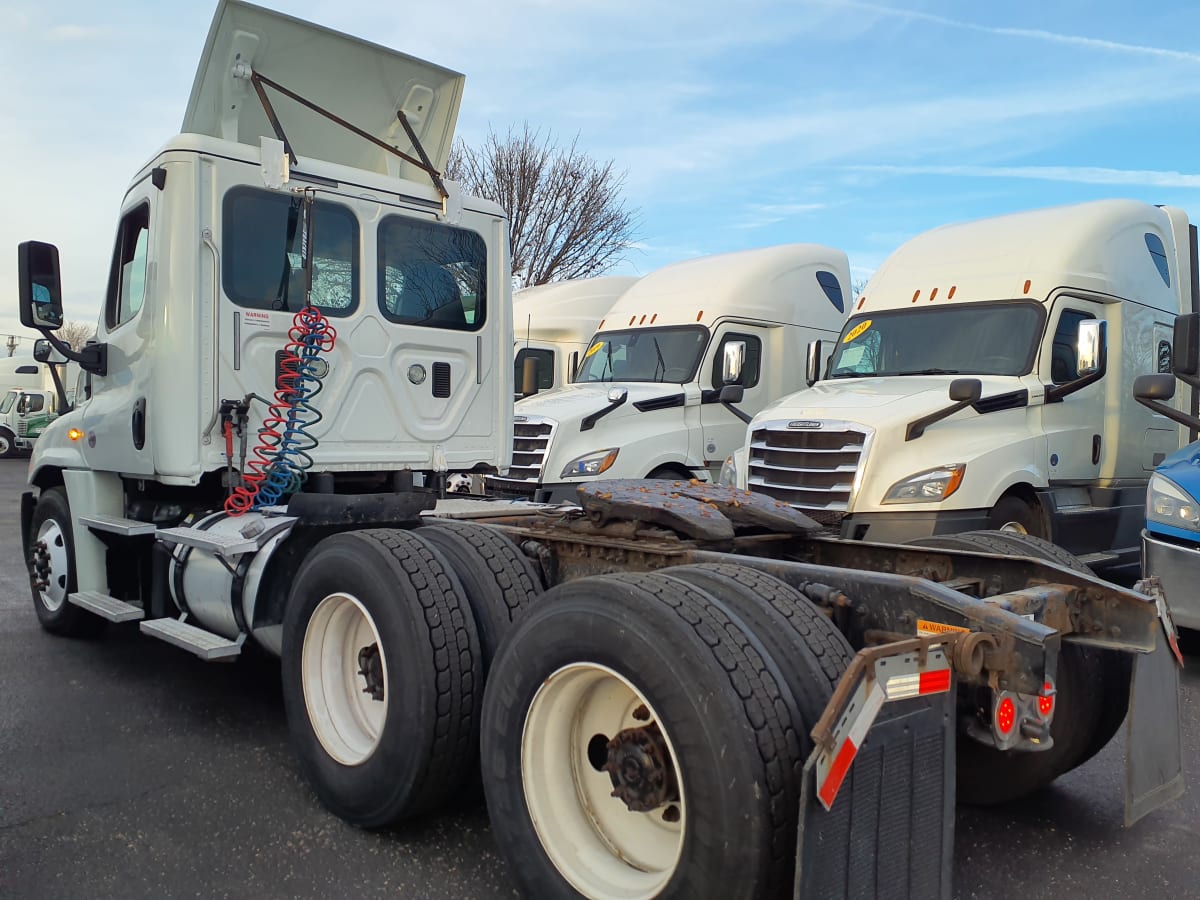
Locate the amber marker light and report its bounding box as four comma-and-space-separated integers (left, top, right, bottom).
67, 428, 84, 441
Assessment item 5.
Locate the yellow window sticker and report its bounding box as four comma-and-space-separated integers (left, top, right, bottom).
584, 341, 605, 359
843, 319, 872, 343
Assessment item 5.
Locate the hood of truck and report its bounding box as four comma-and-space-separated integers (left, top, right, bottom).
515, 382, 689, 428
183, 0, 464, 178
756, 375, 1005, 423
1155, 442, 1200, 497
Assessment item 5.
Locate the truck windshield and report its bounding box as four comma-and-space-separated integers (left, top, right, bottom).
0, 392, 16, 414
575, 326, 708, 383
828, 301, 1044, 378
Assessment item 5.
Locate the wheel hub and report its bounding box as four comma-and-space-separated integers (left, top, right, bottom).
357, 642, 385, 701
30, 539, 52, 591
603, 723, 678, 812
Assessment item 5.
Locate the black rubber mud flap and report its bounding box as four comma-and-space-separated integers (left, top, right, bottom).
795, 691, 956, 900
1124, 626, 1185, 826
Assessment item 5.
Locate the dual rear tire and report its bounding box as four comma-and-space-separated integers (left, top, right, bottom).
481, 565, 854, 899
281, 522, 542, 827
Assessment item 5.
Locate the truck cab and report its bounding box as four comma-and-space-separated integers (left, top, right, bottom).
0, 388, 64, 458
489, 244, 850, 502
513, 275, 637, 397
731, 200, 1195, 573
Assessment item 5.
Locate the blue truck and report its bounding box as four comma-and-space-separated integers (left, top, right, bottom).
1137, 311, 1200, 632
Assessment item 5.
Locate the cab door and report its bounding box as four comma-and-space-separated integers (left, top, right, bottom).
1039, 297, 1105, 484
698, 325, 769, 477
78, 189, 157, 475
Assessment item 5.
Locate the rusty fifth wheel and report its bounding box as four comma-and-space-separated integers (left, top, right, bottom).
481, 571, 806, 900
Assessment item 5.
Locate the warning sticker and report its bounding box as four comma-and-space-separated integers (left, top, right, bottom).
584, 341, 605, 358
243, 310, 272, 329
842, 319, 872, 343
917, 619, 970, 636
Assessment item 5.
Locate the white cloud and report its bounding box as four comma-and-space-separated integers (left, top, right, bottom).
837, 1, 1200, 64
844, 164, 1200, 189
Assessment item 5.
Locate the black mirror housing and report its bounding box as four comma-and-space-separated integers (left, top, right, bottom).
1134, 373, 1176, 402
18, 241, 65, 331
718, 384, 745, 404
948, 378, 983, 403
1173, 313, 1200, 378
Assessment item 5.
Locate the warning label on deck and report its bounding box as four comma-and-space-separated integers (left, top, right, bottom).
917, 619, 970, 636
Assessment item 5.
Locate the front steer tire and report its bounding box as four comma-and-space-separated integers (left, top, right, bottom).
28, 487, 104, 637
481, 571, 802, 900
281, 529, 482, 827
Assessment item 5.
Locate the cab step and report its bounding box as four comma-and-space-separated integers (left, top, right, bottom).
68, 591, 144, 622
139, 618, 242, 661
156, 526, 261, 558
77, 514, 157, 537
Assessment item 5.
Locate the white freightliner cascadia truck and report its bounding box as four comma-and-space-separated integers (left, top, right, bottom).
513, 275, 638, 396
727, 200, 1195, 577
17, 3, 1184, 898
490, 244, 851, 502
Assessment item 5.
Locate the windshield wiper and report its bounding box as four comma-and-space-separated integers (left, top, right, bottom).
893, 368, 963, 376
830, 371, 878, 379
652, 337, 667, 382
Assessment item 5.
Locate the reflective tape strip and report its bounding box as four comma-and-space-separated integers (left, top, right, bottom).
817, 680, 885, 810
816, 645, 954, 811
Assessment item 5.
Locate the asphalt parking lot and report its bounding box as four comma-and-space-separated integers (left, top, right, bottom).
1, 457, 1198, 898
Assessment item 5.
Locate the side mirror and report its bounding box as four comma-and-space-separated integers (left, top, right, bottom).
1134, 373, 1176, 402
33, 339, 52, 363
718, 384, 745, 404
18, 241, 65, 331
722, 341, 746, 385
1077, 319, 1106, 376
521, 355, 539, 397
1173, 313, 1200, 378
805, 339, 823, 387
948, 378, 982, 403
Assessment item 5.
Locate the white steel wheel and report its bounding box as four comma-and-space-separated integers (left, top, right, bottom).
301, 592, 389, 766
522, 662, 686, 899
34, 517, 70, 612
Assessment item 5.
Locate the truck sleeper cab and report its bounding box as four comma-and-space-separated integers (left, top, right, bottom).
512, 275, 638, 397
736, 200, 1196, 574
491, 244, 851, 503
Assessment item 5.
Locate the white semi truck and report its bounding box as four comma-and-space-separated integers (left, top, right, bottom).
490, 244, 851, 502
513, 275, 637, 395
18, 4, 1182, 898
727, 200, 1194, 576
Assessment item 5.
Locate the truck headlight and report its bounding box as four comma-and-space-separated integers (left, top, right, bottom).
1147, 473, 1200, 532
882, 464, 965, 504
718, 454, 738, 487
561, 448, 619, 478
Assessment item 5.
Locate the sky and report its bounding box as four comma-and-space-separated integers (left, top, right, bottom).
3, 0, 1200, 352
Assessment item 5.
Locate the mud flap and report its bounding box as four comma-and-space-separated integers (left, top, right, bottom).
1124, 626, 1185, 826
795, 690, 956, 900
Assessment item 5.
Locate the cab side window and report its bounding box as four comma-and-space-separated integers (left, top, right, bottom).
1050, 309, 1095, 384
105, 204, 150, 329
710, 332, 762, 389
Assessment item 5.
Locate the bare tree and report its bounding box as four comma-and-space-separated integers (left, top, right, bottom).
59, 321, 95, 352
445, 124, 638, 288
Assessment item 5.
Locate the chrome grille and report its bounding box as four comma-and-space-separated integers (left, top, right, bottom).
504, 415, 557, 482
746, 421, 871, 519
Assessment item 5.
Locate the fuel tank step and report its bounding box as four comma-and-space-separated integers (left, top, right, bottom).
140, 618, 242, 661
77, 514, 157, 537
68, 591, 145, 622
156, 526, 261, 558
